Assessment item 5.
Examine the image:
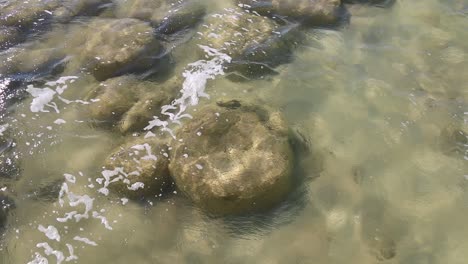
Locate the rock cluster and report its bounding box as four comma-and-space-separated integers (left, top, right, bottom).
0, 0, 399, 217
102, 100, 297, 215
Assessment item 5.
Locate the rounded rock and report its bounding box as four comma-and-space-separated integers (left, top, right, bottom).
85, 75, 140, 127
103, 137, 172, 199
237, 0, 344, 26
77, 18, 163, 81
169, 100, 294, 215
0, 26, 21, 50
84, 75, 179, 133
114, 0, 205, 35
0, 195, 15, 230
0, 0, 60, 28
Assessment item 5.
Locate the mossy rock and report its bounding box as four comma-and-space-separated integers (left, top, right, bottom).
0, 26, 21, 50
237, 0, 344, 26
0, 195, 15, 231
0, 0, 60, 28
85, 75, 180, 133
53, 0, 111, 23
75, 18, 163, 81
169, 100, 295, 215
195, 7, 302, 80
113, 0, 205, 35
103, 136, 173, 199
0, 133, 21, 180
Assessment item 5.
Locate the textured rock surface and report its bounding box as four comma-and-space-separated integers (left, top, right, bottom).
170, 100, 294, 215
0, 26, 21, 50
53, 0, 110, 22
0, 0, 60, 28
113, 0, 205, 34
0, 195, 14, 230
73, 18, 163, 80
103, 137, 172, 199
196, 7, 277, 58
196, 7, 301, 79
85, 75, 179, 133
237, 0, 344, 26
0, 133, 20, 180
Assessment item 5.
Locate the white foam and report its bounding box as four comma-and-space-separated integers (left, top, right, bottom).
65, 244, 78, 262
26, 76, 85, 113
58, 182, 94, 222
73, 236, 97, 246
97, 167, 127, 196
38, 225, 61, 242
36, 242, 65, 264
63, 173, 76, 183
145, 46, 231, 136
92, 211, 113, 230
0, 123, 8, 136
28, 252, 49, 264
131, 143, 158, 161
128, 182, 144, 191
27, 86, 57, 113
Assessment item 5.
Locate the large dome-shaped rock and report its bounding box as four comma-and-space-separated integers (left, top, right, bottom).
237, 0, 344, 26
84, 75, 179, 133
113, 0, 205, 35
102, 137, 172, 199
169, 100, 295, 215
72, 18, 163, 81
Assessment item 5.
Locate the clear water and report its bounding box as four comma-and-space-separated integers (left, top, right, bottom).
1, 0, 467, 263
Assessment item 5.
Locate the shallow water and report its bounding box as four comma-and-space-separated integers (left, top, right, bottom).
1, 0, 467, 263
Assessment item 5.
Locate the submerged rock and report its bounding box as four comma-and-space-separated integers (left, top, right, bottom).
196, 7, 302, 79
0, 26, 21, 50
113, 0, 205, 35
0, 46, 67, 78
169, 100, 294, 215
343, 0, 396, 8
85, 75, 140, 127
85, 75, 179, 133
103, 137, 172, 199
0, 0, 60, 28
237, 0, 344, 26
53, 0, 111, 23
0, 195, 14, 230
0, 134, 20, 180
438, 124, 468, 157
72, 18, 163, 81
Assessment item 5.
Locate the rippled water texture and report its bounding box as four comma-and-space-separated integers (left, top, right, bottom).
0, 0, 467, 263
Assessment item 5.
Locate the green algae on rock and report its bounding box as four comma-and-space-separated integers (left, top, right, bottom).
195, 7, 302, 80
0, 26, 21, 50
52, 0, 111, 23
73, 18, 163, 81
169, 100, 294, 215
103, 136, 172, 199
85, 75, 140, 127
0, 133, 21, 180
113, 0, 206, 35
0, 194, 14, 231
237, 0, 344, 26
0, 0, 60, 28
85, 75, 179, 133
